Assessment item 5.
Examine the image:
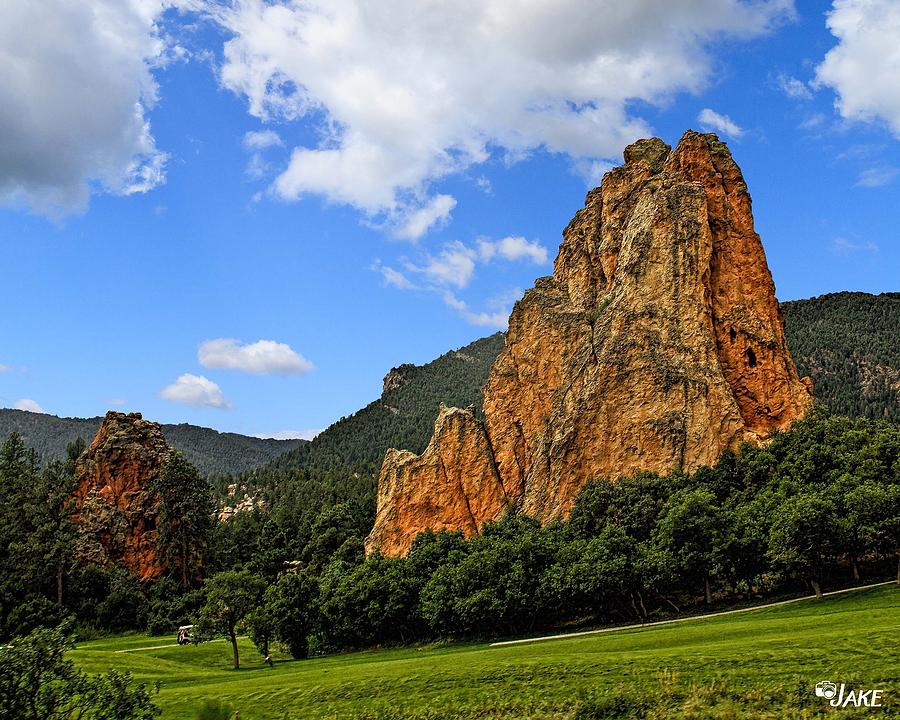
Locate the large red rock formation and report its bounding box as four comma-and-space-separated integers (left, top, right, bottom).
366, 131, 813, 557
72, 411, 173, 581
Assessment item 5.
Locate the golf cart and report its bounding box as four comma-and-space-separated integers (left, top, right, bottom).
176, 625, 194, 645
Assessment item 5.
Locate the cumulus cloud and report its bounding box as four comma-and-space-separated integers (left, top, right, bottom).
816, 0, 900, 137
405, 242, 477, 289
855, 166, 899, 188
254, 429, 322, 441
393, 195, 457, 240
0, 0, 183, 214
161, 373, 231, 408
698, 108, 745, 138
13, 399, 46, 413
777, 73, 813, 100
478, 236, 548, 264
198, 338, 313, 375
212, 0, 791, 233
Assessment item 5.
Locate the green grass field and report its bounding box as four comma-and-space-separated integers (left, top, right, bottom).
72, 585, 900, 719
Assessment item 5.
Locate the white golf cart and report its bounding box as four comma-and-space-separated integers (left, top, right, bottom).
176, 625, 194, 645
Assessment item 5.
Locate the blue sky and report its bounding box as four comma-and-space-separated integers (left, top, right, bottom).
1, 0, 898, 438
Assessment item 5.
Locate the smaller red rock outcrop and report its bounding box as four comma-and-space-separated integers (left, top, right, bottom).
364, 404, 509, 556
72, 411, 173, 581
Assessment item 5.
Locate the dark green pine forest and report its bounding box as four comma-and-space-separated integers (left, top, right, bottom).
782, 291, 900, 422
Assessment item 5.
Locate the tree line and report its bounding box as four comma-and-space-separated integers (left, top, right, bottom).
1, 409, 899, 671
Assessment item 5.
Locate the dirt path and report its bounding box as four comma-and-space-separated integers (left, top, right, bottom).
490, 580, 896, 648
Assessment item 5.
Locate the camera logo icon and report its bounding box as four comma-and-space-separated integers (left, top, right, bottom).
815, 681, 838, 700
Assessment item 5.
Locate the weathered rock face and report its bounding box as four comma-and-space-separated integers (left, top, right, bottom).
72, 411, 173, 581
364, 404, 509, 556
366, 131, 813, 557
383, 364, 415, 394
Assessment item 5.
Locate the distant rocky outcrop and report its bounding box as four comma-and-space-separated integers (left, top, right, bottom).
71, 412, 173, 581
367, 131, 813, 557
218, 482, 267, 522
382, 364, 416, 394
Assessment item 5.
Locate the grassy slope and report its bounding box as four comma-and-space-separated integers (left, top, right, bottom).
72, 585, 900, 719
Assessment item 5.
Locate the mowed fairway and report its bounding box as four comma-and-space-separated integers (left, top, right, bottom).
72, 585, 900, 719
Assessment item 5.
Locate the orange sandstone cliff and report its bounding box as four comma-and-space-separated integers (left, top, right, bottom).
72, 411, 173, 581
366, 131, 813, 557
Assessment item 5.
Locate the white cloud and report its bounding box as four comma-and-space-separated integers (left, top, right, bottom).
212, 0, 791, 232
573, 158, 615, 187
475, 176, 493, 195
198, 338, 314, 375
161, 374, 231, 409
13, 399, 46, 413
0, 364, 8, 373
382, 234, 548, 325
243, 130, 284, 178
372, 261, 418, 290
697, 108, 745, 138
393, 195, 457, 240
832, 237, 879, 255
0, 0, 182, 214
254, 429, 322, 441
855, 166, 899, 188
441, 292, 509, 329
243, 130, 283, 150
777, 73, 813, 100
478, 236, 548, 264
406, 242, 477, 289
244, 153, 270, 179
816, 0, 900, 137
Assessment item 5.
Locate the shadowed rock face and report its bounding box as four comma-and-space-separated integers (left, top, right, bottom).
367, 131, 813, 557
72, 411, 173, 581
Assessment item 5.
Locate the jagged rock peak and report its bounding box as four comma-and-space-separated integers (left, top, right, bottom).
71, 411, 174, 581
366, 130, 813, 556
383, 363, 415, 394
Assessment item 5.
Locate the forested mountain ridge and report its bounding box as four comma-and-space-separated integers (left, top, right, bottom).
2, 292, 895, 479
270, 332, 506, 470
267, 291, 898, 476
0, 409, 306, 476
782, 291, 900, 422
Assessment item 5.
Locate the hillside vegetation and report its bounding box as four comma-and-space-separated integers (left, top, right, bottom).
782, 291, 900, 422
272, 332, 505, 470
0, 409, 305, 476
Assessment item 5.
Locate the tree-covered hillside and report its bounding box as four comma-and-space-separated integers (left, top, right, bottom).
0, 409, 306, 476
272, 332, 506, 470
270, 292, 898, 473
782, 291, 900, 422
